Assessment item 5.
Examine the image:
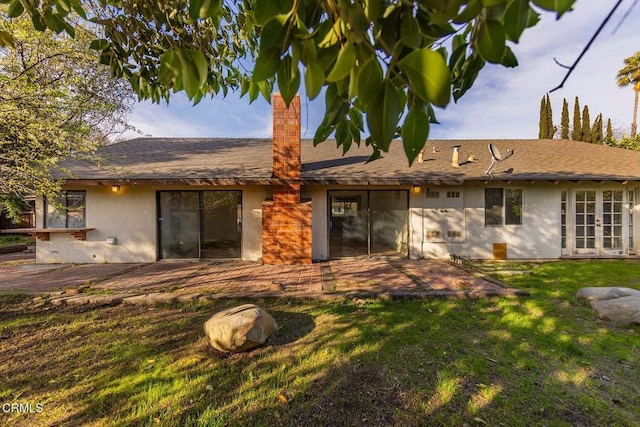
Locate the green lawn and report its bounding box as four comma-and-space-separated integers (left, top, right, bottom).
0, 260, 638, 426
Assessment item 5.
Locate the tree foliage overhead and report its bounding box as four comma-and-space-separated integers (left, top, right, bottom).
0, 0, 577, 165
0, 10, 135, 218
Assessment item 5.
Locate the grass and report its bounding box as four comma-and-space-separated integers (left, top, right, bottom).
0, 261, 638, 426
0, 235, 34, 248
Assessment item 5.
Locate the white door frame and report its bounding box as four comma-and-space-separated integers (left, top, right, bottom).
570, 188, 629, 256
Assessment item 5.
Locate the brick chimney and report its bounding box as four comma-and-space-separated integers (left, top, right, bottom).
261, 93, 312, 264
272, 94, 301, 181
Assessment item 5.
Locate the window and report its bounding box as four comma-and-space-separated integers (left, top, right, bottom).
446, 191, 460, 198
485, 188, 522, 226
425, 190, 440, 199
45, 191, 86, 228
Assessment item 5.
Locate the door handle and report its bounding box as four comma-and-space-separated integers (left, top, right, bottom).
596, 219, 601, 227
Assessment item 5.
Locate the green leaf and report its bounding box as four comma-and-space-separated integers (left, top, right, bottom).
399, 48, 451, 107
305, 63, 325, 100
501, 46, 518, 67
357, 58, 383, 107
476, 19, 506, 63
277, 55, 300, 106
504, 0, 535, 42
335, 120, 352, 153
313, 123, 335, 145
400, 12, 422, 49
89, 39, 109, 51
531, 0, 575, 17
254, 0, 282, 25
453, 0, 482, 24
186, 50, 209, 86
7, 0, 24, 18
199, 0, 222, 19
402, 106, 430, 166
327, 41, 356, 82
0, 30, 14, 48
367, 80, 402, 151
253, 47, 281, 82
481, 0, 503, 5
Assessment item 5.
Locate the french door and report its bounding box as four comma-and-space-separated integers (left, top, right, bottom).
328, 190, 409, 258
158, 191, 242, 259
573, 190, 625, 255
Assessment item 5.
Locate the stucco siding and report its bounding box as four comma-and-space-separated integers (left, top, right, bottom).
36, 185, 269, 263
410, 183, 561, 260
36, 186, 157, 263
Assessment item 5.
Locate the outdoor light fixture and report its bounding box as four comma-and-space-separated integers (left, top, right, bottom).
111, 184, 122, 193
411, 185, 421, 193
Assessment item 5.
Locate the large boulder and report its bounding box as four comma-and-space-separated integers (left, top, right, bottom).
577, 287, 640, 325
576, 287, 640, 301
204, 304, 278, 353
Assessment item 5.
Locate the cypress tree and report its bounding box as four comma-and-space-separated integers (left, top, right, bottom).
538, 95, 548, 139
591, 114, 603, 144
546, 94, 554, 138
561, 98, 569, 139
571, 97, 581, 140
606, 118, 613, 144
581, 105, 591, 143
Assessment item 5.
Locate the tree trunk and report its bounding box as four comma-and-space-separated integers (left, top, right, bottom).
632, 88, 639, 138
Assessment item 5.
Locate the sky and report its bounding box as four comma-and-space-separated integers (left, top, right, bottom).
122, 1, 640, 142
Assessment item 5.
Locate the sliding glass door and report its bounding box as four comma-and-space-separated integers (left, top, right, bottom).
328, 190, 408, 258
158, 191, 241, 259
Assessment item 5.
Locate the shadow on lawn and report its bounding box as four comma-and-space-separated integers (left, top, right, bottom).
0, 276, 638, 427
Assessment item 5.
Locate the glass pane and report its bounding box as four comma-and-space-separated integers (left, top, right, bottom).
587, 203, 595, 214
603, 202, 611, 212
614, 202, 622, 213
586, 215, 595, 225
576, 226, 584, 236
603, 191, 612, 202
329, 191, 368, 257
485, 188, 503, 226
604, 237, 611, 248
201, 191, 242, 259
587, 226, 595, 237
370, 191, 409, 256
587, 191, 596, 202
614, 226, 622, 236
603, 214, 611, 225
614, 214, 622, 224
614, 191, 623, 201
576, 192, 585, 202
576, 216, 584, 225
587, 238, 595, 248
614, 237, 623, 248
505, 189, 523, 225
604, 226, 611, 236
576, 238, 584, 248
46, 197, 66, 228
576, 203, 584, 214
160, 191, 200, 259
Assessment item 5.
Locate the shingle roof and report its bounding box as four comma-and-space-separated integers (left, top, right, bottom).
62, 137, 640, 185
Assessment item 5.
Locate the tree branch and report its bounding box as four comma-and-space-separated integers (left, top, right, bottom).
550, 0, 624, 93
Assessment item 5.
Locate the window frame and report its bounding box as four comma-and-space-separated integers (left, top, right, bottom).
484, 187, 523, 227
44, 191, 86, 229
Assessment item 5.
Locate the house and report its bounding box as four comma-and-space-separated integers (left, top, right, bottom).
32, 94, 640, 264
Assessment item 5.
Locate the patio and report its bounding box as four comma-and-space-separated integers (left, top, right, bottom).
0, 252, 526, 304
